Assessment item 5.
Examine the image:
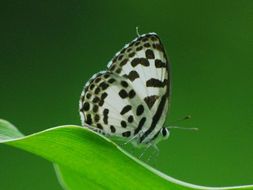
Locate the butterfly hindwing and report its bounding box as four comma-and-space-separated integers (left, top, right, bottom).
80, 71, 151, 139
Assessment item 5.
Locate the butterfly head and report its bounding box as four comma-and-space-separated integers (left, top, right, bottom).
160, 127, 170, 140
150, 127, 170, 145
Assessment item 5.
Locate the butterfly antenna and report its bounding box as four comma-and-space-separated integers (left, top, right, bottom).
136, 26, 140, 37
168, 115, 198, 131
168, 126, 199, 131
170, 115, 192, 124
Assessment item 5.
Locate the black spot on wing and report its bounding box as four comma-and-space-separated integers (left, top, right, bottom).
121, 120, 127, 128
110, 125, 116, 133
99, 82, 109, 90
146, 78, 167, 88
110, 64, 116, 71
120, 81, 128, 88
144, 43, 151, 48
136, 104, 144, 116
129, 52, 135, 57
98, 100, 104, 106
150, 35, 158, 41
86, 93, 91, 99
116, 68, 122, 74
120, 59, 128, 66
127, 48, 132, 52
117, 54, 124, 61
95, 77, 101, 83
93, 105, 98, 112
120, 105, 132, 115
94, 114, 100, 122
108, 78, 116, 84
136, 46, 143, 51
134, 117, 146, 135
135, 41, 141, 46
128, 115, 134, 123
80, 102, 90, 111
86, 114, 92, 125
101, 92, 108, 100
144, 95, 158, 109
142, 37, 148, 42
104, 73, 110, 78
96, 123, 103, 130
128, 89, 136, 98
103, 109, 109, 124
154, 43, 164, 52
145, 49, 155, 59
155, 59, 167, 68
92, 97, 100, 103
80, 95, 85, 102
94, 87, 100, 94
119, 89, 128, 99
140, 94, 167, 143
124, 71, 139, 82
122, 131, 131, 137
89, 84, 95, 90
131, 58, 150, 67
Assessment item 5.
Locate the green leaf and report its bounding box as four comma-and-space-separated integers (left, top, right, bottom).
0, 119, 23, 140
0, 119, 253, 190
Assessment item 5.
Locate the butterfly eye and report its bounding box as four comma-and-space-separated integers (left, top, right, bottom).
161, 127, 169, 139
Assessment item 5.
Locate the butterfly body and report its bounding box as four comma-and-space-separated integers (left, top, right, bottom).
80, 33, 170, 147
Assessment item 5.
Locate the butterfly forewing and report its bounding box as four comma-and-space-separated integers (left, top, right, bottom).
80, 33, 170, 145
107, 33, 170, 142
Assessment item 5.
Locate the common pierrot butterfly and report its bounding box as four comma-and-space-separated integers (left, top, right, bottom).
79, 32, 171, 148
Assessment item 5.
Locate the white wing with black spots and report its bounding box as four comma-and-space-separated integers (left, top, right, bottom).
80, 33, 170, 146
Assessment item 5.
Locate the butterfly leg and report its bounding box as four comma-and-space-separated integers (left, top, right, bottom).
122, 129, 144, 146
138, 143, 152, 160
123, 134, 139, 145
147, 145, 160, 163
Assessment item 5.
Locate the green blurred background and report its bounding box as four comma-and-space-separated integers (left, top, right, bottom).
1, 0, 253, 189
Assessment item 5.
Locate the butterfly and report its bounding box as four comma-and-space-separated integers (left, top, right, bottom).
79, 32, 170, 148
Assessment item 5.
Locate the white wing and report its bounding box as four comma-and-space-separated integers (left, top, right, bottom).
80, 33, 170, 144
